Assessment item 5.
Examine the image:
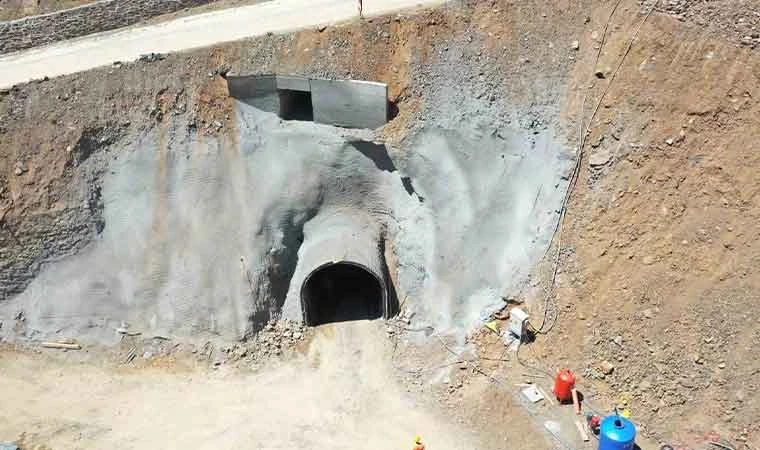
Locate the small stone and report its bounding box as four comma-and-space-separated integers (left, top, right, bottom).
642, 255, 655, 265
643, 308, 654, 319
589, 149, 612, 167
594, 69, 605, 79
695, 356, 704, 364
571, 40, 580, 50
665, 138, 674, 146
612, 335, 623, 347
143, 351, 153, 359
599, 360, 615, 375
718, 362, 726, 369
13, 161, 26, 175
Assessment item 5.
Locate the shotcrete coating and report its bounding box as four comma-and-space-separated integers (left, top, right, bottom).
0, 99, 570, 343
287, 209, 390, 325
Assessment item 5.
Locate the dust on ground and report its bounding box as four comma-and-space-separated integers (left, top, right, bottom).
0, 321, 552, 450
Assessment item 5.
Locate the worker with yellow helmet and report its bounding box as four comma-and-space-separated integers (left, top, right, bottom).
413, 435, 425, 450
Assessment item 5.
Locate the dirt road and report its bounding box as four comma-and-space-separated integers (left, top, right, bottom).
0, 321, 489, 449
0, 0, 444, 89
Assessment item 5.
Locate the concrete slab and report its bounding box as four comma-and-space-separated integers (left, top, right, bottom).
310, 79, 388, 129
225, 74, 276, 98
225, 74, 279, 113
276, 75, 311, 92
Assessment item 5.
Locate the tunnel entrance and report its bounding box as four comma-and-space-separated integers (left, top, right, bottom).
301, 262, 383, 326
278, 89, 313, 121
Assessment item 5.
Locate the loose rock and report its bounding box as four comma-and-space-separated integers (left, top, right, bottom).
599, 360, 615, 375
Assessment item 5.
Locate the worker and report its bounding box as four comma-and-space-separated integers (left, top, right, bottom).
413, 435, 425, 450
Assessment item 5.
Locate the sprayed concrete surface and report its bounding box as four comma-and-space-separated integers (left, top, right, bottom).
0, 321, 491, 449
0, 98, 569, 342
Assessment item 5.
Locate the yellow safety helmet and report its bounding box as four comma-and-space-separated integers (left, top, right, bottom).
415, 435, 423, 444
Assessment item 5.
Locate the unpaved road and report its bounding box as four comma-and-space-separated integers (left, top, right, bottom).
0, 0, 443, 89
0, 321, 485, 450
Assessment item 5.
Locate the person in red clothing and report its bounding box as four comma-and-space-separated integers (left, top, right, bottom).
413, 435, 425, 450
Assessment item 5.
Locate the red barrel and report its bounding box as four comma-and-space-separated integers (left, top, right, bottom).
553, 369, 576, 403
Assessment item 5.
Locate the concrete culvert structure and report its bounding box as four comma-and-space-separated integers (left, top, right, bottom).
288, 209, 390, 326
301, 261, 383, 326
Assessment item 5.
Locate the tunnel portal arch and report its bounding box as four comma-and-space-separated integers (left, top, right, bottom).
300, 261, 387, 326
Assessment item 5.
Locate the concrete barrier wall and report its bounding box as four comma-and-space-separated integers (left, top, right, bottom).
310, 79, 387, 130
0, 0, 217, 55
225, 74, 388, 130
226, 74, 280, 113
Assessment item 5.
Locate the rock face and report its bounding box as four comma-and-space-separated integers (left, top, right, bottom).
0, 0, 217, 55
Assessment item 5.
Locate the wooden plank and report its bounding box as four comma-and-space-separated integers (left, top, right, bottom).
572, 388, 582, 415
41, 341, 81, 350
576, 419, 590, 442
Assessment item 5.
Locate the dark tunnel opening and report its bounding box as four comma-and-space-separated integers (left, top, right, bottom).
278, 89, 314, 121
301, 262, 383, 326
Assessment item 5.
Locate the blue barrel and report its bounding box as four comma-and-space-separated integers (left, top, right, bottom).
599, 416, 636, 450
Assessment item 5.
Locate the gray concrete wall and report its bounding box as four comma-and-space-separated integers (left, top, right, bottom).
276, 76, 310, 92
225, 74, 279, 113
225, 75, 388, 130
310, 79, 388, 130
0, 0, 218, 55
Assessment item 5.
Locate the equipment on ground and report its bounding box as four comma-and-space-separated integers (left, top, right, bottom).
586, 413, 602, 435
598, 415, 636, 450
508, 307, 530, 339
553, 368, 576, 403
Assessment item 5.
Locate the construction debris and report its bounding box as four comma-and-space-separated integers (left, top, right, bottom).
124, 347, 137, 364
40, 340, 81, 350
522, 385, 545, 403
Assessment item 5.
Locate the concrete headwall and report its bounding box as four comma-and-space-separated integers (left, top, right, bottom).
310, 79, 388, 129
226, 74, 280, 113
226, 74, 388, 129
0, 0, 217, 55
